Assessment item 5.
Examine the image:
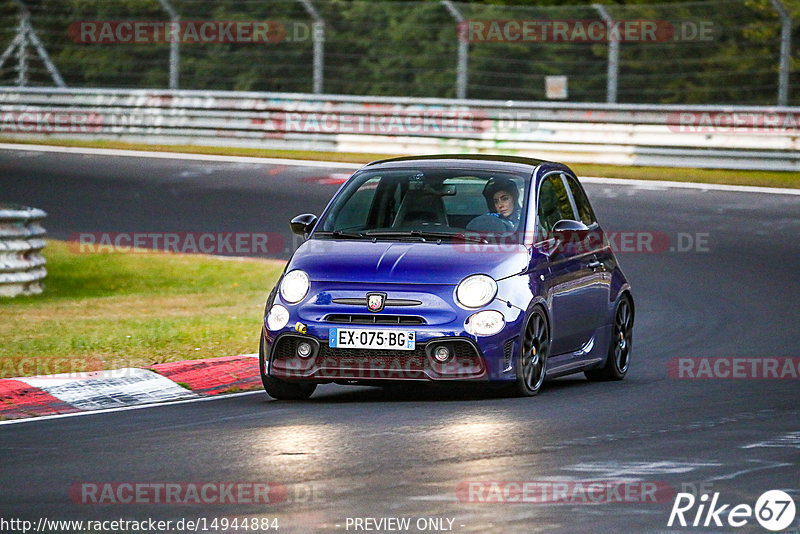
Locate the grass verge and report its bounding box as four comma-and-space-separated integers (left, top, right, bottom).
0, 240, 284, 378
1, 137, 798, 189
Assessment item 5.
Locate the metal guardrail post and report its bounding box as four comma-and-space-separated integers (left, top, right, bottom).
0, 1, 65, 87
768, 0, 792, 107
442, 0, 468, 99
593, 4, 619, 104
16, 12, 28, 87
156, 0, 180, 90
0, 204, 47, 297
298, 0, 324, 94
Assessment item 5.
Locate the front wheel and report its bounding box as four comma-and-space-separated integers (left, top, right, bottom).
508, 308, 549, 397
259, 336, 316, 400
585, 294, 633, 381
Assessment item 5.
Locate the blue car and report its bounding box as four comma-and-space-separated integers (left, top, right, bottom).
259, 155, 634, 399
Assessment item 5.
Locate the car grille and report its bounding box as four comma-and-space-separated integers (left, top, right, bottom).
270, 336, 484, 379
318, 344, 426, 360
324, 314, 425, 325
318, 345, 427, 374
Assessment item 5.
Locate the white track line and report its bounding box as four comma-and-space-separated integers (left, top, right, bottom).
1, 143, 799, 195
0, 390, 265, 426
581, 176, 800, 196
0, 143, 361, 169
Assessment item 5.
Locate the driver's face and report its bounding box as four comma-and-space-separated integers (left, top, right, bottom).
493, 190, 515, 217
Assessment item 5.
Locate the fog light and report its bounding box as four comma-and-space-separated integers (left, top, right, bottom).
433, 345, 451, 363
266, 304, 290, 331
297, 341, 313, 358
465, 310, 505, 336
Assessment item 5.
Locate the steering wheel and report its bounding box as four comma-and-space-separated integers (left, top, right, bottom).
465, 213, 517, 232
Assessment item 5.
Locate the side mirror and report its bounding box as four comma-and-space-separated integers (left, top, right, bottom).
290, 213, 318, 237
535, 221, 588, 256
551, 219, 590, 232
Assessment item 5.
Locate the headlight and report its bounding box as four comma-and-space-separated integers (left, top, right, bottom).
267, 304, 290, 331
456, 274, 497, 309
466, 310, 505, 336
280, 270, 309, 304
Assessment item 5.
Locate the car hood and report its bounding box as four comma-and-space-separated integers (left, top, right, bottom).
287, 239, 530, 284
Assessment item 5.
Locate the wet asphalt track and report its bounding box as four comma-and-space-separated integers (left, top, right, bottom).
1, 147, 799, 533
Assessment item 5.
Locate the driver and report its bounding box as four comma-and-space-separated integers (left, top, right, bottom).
483, 177, 521, 230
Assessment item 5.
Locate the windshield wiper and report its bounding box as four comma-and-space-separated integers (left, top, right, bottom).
415, 231, 490, 244
447, 233, 490, 244
363, 230, 429, 241
365, 230, 489, 244
317, 230, 366, 239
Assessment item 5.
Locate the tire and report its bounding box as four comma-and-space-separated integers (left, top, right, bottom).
508, 307, 549, 397
585, 294, 633, 382
259, 336, 316, 400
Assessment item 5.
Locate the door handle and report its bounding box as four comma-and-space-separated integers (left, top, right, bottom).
587, 260, 602, 269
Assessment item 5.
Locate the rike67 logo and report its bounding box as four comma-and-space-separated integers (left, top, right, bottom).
668, 490, 796, 531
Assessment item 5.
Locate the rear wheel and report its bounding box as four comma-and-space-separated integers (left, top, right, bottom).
259, 336, 316, 400
509, 308, 549, 397
585, 294, 633, 381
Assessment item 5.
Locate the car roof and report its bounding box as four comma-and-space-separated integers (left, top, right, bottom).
362, 154, 572, 176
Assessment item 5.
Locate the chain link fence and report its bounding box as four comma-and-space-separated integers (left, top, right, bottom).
0, 0, 797, 105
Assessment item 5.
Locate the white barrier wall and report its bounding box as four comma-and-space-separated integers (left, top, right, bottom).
0, 88, 798, 170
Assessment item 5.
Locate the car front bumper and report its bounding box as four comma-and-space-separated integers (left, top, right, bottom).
262, 282, 525, 383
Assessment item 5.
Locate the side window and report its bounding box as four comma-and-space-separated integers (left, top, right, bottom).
565, 176, 597, 227
537, 175, 575, 234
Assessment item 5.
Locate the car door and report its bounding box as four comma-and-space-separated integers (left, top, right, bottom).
563, 172, 612, 341
536, 172, 605, 356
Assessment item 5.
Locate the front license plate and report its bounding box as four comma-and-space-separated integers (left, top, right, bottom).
329, 328, 416, 350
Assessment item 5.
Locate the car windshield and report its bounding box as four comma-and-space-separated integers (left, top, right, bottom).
314, 168, 529, 242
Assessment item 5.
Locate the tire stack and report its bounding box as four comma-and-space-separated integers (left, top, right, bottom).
0, 203, 47, 297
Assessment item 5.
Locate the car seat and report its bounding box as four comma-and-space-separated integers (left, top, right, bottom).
392, 191, 448, 227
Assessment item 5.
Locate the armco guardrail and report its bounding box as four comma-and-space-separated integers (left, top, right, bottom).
0, 88, 798, 171
0, 204, 47, 297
